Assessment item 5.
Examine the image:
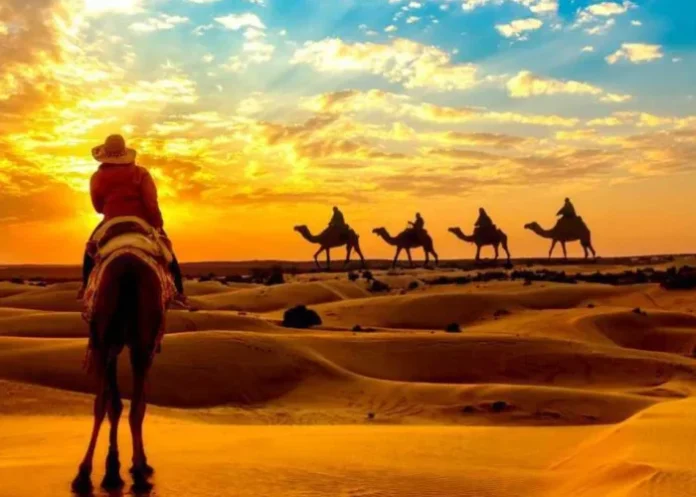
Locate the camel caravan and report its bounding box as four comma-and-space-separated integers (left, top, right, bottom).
294, 199, 596, 270
70, 134, 598, 492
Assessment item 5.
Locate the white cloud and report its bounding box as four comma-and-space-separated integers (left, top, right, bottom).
586, 19, 615, 35
84, 0, 144, 15
385, 25, 398, 32
507, 70, 603, 98
507, 70, 632, 104
585, 1, 634, 17
599, 92, 632, 103
581, 45, 595, 52
193, 24, 214, 36
406, 16, 420, 23
215, 13, 266, 31
291, 38, 481, 91
631, 20, 642, 26
495, 18, 543, 39
202, 54, 215, 63
129, 15, 189, 33
462, 0, 558, 14
606, 43, 663, 64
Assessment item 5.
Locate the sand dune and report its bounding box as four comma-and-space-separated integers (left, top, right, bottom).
2, 262, 696, 496
191, 279, 370, 312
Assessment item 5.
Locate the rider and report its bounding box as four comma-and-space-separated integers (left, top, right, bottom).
557, 198, 578, 220
329, 206, 346, 229
409, 212, 425, 232
475, 207, 494, 232
79, 134, 186, 304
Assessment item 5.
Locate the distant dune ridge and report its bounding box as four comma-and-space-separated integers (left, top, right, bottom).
2, 257, 696, 496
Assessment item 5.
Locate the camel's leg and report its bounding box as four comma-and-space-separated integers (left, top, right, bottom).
475, 245, 481, 262
406, 248, 414, 268
129, 351, 153, 492
353, 242, 366, 269
493, 244, 500, 261
432, 249, 439, 266
503, 241, 511, 262
561, 242, 568, 260
548, 240, 557, 259
582, 244, 589, 259
344, 245, 353, 267
313, 247, 324, 269
393, 248, 402, 268
72, 355, 108, 494
102, 358, 124, 490
326, 249, 331, 271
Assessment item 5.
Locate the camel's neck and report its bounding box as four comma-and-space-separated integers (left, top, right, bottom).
530, 225, 554, 238
378, 231, 398, 245
452, 229, 475, 242
298, 228, 320, 243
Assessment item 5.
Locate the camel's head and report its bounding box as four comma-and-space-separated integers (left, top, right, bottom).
293, 225, 308, 233
372, 227, 387, 236
447, 227, 460, 234
524, 222, 539, 231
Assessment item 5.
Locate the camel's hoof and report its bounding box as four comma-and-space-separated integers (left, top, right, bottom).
101, 471, 124, 490
130, 463, 154, 476
131, 474, 153, 494
71, 468, 93, 494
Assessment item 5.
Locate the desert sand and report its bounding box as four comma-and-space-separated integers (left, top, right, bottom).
1, 258, 696, 496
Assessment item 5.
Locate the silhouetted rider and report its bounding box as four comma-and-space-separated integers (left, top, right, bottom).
329, 206, 346, 229
475, 208, 493, 231
557, 198, 577, 219
409, 212, 425, 232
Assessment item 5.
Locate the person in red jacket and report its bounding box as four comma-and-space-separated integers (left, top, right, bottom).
80, 134, 186, 303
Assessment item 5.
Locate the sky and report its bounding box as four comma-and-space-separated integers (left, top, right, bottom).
1, 0, 695, 264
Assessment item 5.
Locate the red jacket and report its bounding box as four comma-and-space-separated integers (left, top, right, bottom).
90, 163, 164, 229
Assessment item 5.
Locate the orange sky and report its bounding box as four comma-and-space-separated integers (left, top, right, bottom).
2, 0, 696, 264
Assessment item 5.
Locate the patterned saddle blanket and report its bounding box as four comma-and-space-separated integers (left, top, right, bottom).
82, 219, 177, 360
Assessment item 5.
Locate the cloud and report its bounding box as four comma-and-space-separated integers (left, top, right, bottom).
606, 43, 664, 64
302, 89, 579, 127
129, 15, 189, 33
292, 38, 481, 91
495, 18, 543, 39
582, 46, 595, 53
507, 70, 632, 104
215, 13, 266, 31
585, 1, 634, 16
462, 0, 558, 14
385, 25, 398, 32
507, 71, 603, 97
599, 92, 632, 103
84, 0, 144, 15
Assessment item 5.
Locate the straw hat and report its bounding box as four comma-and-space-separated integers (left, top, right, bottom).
92, 134, 136, 164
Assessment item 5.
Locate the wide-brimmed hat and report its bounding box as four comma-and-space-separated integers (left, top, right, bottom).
92, 134, 136, 164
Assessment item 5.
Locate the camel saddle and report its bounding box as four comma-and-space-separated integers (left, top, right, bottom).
474, 224, 497, 238
88, 216, 174, 264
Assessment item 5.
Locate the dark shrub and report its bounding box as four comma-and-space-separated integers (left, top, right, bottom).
282, 305, 322, 329
445, 323, 461, 333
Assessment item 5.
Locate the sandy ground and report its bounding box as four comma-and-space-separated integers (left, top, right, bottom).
1, 259, 696, 496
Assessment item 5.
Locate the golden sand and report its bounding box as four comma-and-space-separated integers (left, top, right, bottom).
1, 263, 696, 496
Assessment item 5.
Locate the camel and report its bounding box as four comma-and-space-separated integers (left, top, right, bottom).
373, 227, 439, 268
448, 227, 511, 263
294, 225, 366, 270
524, 217, 597, 259
72, 252, 164, 494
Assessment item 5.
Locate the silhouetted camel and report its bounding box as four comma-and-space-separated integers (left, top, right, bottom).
294, 225, 366, 270
72, 253, 163, 494
372, 227, 439, 268
525, 218, 597, 259
448, 227, 511, 263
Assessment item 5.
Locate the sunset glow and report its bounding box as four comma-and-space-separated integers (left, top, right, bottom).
1, 0, 695, 263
